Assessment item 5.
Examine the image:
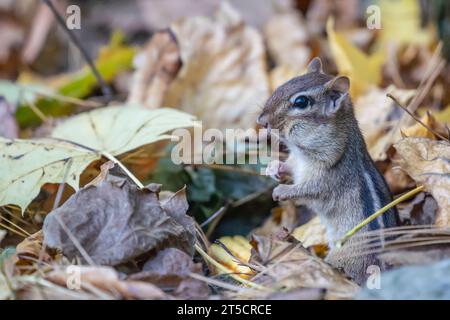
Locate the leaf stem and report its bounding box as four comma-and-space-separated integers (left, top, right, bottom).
336, 185, 425, 248
101, 151, 144, 189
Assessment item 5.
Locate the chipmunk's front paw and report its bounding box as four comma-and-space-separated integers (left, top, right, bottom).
272, 184, 295, 201
265, 160, 289, 181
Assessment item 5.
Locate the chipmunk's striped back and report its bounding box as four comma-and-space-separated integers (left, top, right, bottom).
360, 157, 399, 231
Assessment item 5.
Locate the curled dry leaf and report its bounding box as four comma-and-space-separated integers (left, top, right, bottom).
127, 30, 182, 109
264, 9, 310, 89
353, 85, 415, 152
394, 138, 450, 227
14, 230, 54, 268
0, 106, 195, 212
43, 171, 196, 265
46, 266, 167, 300
163, 2, 270, 130
129, 248, 209, 299
248, 229, 358, 300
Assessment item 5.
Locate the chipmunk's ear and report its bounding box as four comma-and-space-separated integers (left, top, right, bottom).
324, 76, 350, 114
307, 57, 323, 73
325, 76, 350, 93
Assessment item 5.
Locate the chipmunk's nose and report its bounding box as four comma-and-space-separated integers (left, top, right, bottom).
257, 113, 269, 128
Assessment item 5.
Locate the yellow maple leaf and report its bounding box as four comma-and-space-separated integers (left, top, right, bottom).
327, 17, 385, 97
327, 17, 385, 98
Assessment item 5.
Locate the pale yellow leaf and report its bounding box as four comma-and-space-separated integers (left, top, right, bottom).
0, 106, 196, 212
0, 138, 98, 212
394, 138, 450, 227
52, 106, 196, 155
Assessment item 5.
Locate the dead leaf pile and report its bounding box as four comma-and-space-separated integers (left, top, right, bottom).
235, 229, 358, 300
43, 169, 196, 265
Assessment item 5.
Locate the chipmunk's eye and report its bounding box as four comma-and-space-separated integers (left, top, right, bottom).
292, 95, 309, 109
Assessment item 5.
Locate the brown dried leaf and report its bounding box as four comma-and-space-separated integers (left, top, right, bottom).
43, 173, 195, 266
46, 266, 167, 300
394, 138, 450, 227
129, 248, 209, 299
14, 231, 53, 268
163, 2, 270, 130
127, 30, 182, 109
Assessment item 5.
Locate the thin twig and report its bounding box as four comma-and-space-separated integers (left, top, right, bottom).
194, 244, 268, 291
0, 221, 28, 238
336, 185, 425, 247
41, 0, 112, 101
200, 206, 226, 228
53, 158, 73, 210
23, 95, 47, 123
387, 93, 449, 141
102, 151, 144, 189
0, 215, 31, 237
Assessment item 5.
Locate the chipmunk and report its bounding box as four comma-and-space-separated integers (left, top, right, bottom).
257, 57, 399, 285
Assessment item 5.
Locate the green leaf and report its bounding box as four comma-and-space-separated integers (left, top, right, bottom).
15, 43, 136, 127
